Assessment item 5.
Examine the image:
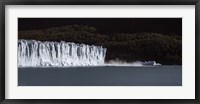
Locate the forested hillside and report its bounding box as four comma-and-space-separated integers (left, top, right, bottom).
19, 25, 182, 65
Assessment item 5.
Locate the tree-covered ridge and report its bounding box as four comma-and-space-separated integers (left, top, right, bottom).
18, 25, 182, 65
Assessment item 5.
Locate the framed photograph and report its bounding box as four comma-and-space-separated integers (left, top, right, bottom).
1, 0, 200, 104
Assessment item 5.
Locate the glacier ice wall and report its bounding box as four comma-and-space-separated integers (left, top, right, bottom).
18, 39, 107, 67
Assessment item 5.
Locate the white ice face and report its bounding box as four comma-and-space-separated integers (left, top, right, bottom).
18, 39, 107, 67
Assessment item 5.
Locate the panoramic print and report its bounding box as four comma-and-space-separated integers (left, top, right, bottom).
18, 18, 182, 86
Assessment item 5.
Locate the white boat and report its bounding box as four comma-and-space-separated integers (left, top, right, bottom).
142, 61, 161, 66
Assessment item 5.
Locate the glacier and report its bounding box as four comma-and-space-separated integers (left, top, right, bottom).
18, 39, 107, 67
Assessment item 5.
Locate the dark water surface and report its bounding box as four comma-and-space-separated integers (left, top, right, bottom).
18, 66, 182, 86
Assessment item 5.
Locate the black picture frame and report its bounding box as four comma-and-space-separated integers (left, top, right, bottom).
0, 0, 200, 104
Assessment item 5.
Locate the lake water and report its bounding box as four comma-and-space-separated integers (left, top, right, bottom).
18, 65, 182, 86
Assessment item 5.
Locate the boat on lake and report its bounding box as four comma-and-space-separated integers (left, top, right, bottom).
142, 61, 161, 66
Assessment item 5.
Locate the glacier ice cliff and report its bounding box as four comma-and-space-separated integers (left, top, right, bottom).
18, 39, 107, 67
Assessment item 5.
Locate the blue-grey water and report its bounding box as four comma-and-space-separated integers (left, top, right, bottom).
18, 65, 182, 86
